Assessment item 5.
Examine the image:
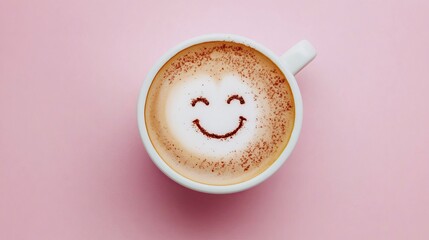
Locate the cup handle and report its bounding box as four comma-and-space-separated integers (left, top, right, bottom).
281, 40, 316, 75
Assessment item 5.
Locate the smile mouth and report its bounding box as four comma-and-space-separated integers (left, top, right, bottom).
192, 116, 247, 139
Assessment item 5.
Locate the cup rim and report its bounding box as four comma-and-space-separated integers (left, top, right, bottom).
137, 34, 303, 194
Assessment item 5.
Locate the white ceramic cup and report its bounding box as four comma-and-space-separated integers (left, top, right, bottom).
137, 34, 316, 194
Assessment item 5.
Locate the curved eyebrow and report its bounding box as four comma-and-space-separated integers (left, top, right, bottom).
191, 97, 209, 107
227, 95, 245, 104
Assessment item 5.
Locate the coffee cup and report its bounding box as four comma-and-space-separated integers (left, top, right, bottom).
138, 34, 316, 194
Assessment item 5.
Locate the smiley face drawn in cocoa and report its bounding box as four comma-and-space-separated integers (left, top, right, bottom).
164, 74, 258, 157
191, 95, 247, 139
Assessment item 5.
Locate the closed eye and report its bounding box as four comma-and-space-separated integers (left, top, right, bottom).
191, 97, 209, 107
227, 95, 245, 104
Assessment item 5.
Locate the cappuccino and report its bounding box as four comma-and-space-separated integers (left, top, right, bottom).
145, 41, 295, 185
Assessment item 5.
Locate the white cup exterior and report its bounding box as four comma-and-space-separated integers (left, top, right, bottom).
137, 34, 315, 194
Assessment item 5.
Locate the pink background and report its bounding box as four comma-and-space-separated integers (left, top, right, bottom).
1, 0, 429, 239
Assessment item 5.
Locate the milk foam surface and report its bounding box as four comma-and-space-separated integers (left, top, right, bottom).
165, 74, 258, 157
145, 42, 295, 185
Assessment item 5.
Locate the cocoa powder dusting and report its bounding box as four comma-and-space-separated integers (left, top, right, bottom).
147, 41, 295, 184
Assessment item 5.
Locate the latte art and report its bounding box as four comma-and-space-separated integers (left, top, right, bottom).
164, 74, 258, 158
145, 41, 295, 185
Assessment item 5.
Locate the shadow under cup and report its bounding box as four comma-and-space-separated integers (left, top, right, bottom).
143, 40, 296, 189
